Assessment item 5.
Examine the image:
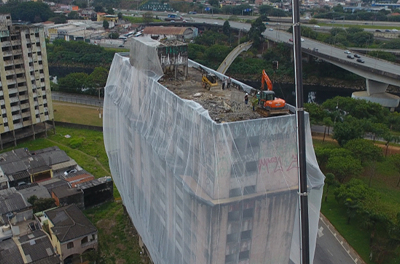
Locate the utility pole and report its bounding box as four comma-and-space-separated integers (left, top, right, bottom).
291, 0, 310, 263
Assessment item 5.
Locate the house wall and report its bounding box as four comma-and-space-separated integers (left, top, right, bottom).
60, 233, 98, 260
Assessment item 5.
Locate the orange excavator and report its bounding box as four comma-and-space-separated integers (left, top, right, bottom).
258, 69, 289, 116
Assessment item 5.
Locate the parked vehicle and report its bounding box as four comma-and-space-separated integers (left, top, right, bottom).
64, 169, 77, 176
164, 14, 183, 21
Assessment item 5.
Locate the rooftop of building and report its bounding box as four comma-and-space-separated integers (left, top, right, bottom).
75, 176, 113, 189
0, 238, 24, 264
52, 185, 81, 198
18, 184, 51, 201
17, 230, 59, 264
0, 188, 30, 222
38, 178, 69, 193
129, 37, 292, 123
45, 204, 97, 242
143, 26, 192, 35
62, 171, 95, 187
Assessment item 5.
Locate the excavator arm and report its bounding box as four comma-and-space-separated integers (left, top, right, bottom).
261, 70, 273, 91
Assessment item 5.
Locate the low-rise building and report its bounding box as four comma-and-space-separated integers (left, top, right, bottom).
51, 185, 84, 209
45, 204, 98, 263
76, 176, 113, 208
0, 188, 32, 225
13, 229, 60, 264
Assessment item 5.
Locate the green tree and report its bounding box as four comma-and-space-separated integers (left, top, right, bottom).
0, 1, 54, 23
334, 179, 378, 224
68, 11, 80, 20
322, 116, 333, 142
28, 195, 56, 213
367, 50, 397, 62
326, 152, 362, 182
324, 173, 338, 202
304, 102, 326, 124
248, 17, 266, 48
343, 138, 383, 165
383, 133, 399, 157
58, 72, 89, 94
332, 4, 343, 12
103, 20, 109, 29
109, 32, 119, 39
87, 67, 109, 96
222, 20, 231, 36
118, 12, 123, 19
332, 117, 364, 146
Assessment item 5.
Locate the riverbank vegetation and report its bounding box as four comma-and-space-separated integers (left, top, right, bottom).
306, 96, 400, 264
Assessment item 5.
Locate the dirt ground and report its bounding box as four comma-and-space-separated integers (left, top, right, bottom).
159, 67, 263, 123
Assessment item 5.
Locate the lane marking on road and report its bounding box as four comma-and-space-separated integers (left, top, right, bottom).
318, 226, 324, 238
327, 249, 334, 256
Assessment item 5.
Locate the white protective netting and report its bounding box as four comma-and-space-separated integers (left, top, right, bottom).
103, 38, 325, 264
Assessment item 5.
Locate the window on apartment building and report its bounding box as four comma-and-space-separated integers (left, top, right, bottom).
225, 253, 236, 263
5, 66, 13, 71
239, 251, 249, 260
81, 236, 88, 245
8, 84, 15, 89
13, 119, 20, 124
35, 33, 39, 37
227, 210, 240, 221
22, 117, 30, 122
229, 188, 242, 198
2, 47, 10, 52
226, 232, 239, 243
36, 42, 40, 47
37, 51, 41, 55
40, 78, 44, 82
245, 161, 257, 175
38, 61, 43, 65
6, 75, 13, 80
243, 186, 256, 195
25, 34, 29, 38
16, 73, 23, 78
29, 62, 33, 66
243, 208, 254, 219
0, 37, 8, 42
241, 230, 251, 240
67, 242, 74, 249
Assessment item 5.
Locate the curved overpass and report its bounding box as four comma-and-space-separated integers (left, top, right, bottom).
190, 18, 400, 107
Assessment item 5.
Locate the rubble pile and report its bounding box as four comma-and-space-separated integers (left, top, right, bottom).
160, 67, 263, 123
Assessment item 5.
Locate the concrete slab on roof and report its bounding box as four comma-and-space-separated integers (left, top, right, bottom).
50, 159, 77, 171
36, 150, 70, 166
0, 160, 27, 175
76, 176, 112, 189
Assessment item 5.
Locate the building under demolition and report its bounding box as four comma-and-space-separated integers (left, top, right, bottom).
103, 37, 325, 264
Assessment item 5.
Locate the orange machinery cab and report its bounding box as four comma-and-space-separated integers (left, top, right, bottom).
260, 91, 286, 110
260, 70, 286, 110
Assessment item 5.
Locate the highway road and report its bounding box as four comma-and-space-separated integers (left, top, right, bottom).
189, 17, 400, 85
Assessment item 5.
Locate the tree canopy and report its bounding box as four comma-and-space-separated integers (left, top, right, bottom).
0, 2, 54, 23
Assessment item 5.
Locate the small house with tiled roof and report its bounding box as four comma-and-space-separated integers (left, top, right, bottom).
45, 204, 97, 262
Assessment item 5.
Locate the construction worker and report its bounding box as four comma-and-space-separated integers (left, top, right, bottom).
222, 78, 226, 90
227, 77, 231, 89
244, 93, 249, 104
256, 91, 261, 105
252, 97, 258, 111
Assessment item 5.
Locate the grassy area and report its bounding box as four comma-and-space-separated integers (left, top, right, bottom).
315, 137, 400, 264
53, 102, 103, 127
85, 202, 150, 264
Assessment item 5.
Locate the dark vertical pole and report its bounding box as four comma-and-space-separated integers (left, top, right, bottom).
291, 0, 310, 263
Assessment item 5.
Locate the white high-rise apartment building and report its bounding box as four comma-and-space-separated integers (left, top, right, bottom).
0, 14, 53, 148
